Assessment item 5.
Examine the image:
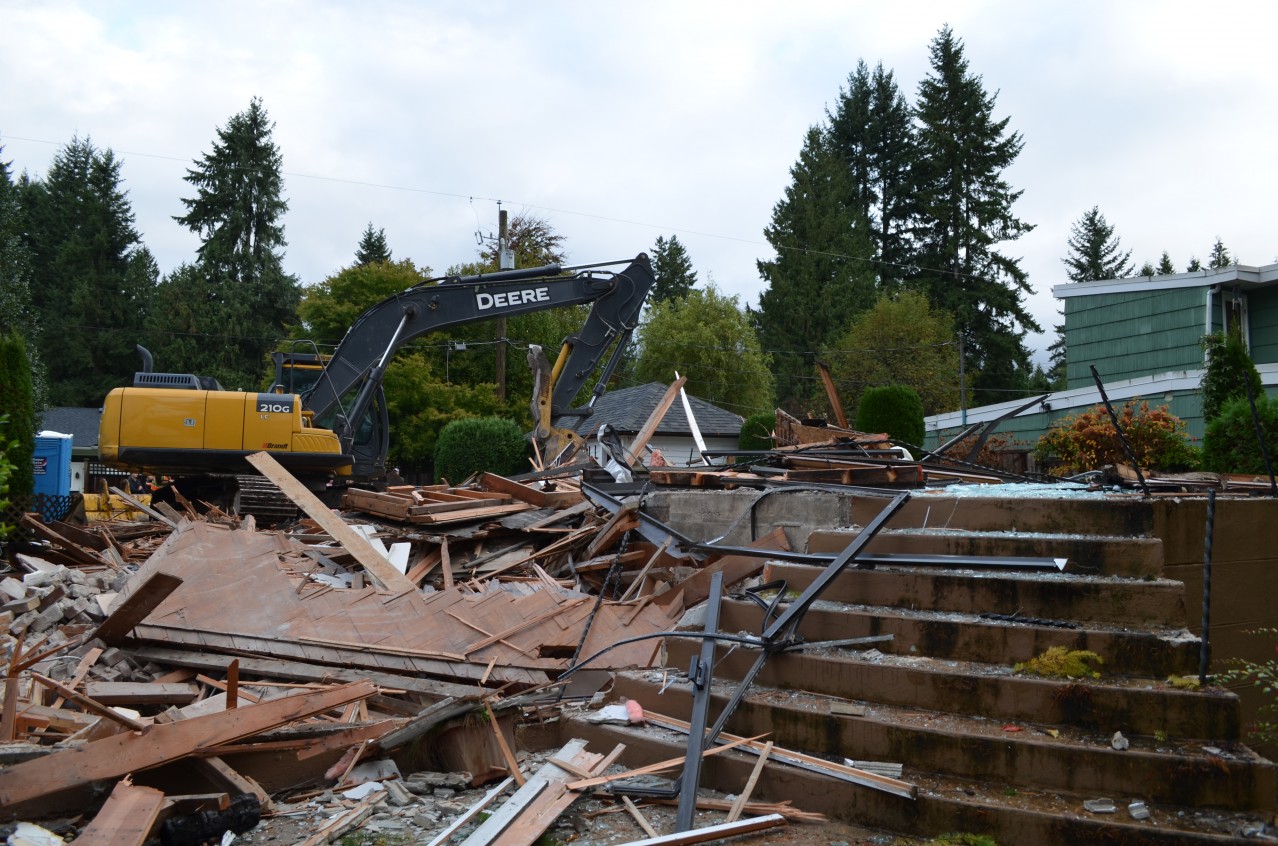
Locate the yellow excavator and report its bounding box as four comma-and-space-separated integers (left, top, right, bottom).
98, 254, 654, 512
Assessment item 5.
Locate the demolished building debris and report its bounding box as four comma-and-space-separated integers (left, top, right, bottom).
2, 411, 1278, 844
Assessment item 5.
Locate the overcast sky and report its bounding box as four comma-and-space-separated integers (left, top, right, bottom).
4, 1, 1275, 365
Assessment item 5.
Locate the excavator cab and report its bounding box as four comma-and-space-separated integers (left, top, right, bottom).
270, 350, 389, 483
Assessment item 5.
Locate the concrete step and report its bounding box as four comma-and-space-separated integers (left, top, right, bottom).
715, 598, 1200, 678
558, 713, 1267, 845
663, 639, 1241, 740
763, 559, 1189, 627
806, 527, 1168, 578
610, 673, 1276, 813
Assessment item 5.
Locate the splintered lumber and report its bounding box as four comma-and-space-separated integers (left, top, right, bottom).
480, 472, 584, 508
83, 682, 200, 706
246, 452, 415, 593
30, 673, 147, 732
646, 713, 916, 799
622, 796, 659, 837
19, 514, 114, 569
564, 733, 765, 791
107, 487, 179, 527
295, 789, 384, 846
627, 376, 687, 467
72, 779, 167, 846
91, 571, 184, 644
609, 814, 786, 846
460, 738, 626, 846
0, 680, 377, 816
486, 701, 525, 786
424, 777, 515, 846
654, 528, 790, 610
726, 740, 773, 822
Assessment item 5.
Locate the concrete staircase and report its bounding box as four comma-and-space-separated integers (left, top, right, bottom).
560, 489, 1278, 844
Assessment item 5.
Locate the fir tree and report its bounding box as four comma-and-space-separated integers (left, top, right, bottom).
355, 223, 392, 265
827, 61, 918, 288
756, 125, 877, 408
1208, 237, 1232, 269
1187, 257, 1203, 272
1137, 261, 1156, 277
1062, 207, 1133, 283
0, 147, 43, 406
20, 137, 153, 406
650, 234, 697, 304
912, 26, 1039, 405
175, 98, 299, 388
1157, 251, 1176, 275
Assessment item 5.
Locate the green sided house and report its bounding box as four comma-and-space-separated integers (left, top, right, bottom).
925, 262, 1278, 454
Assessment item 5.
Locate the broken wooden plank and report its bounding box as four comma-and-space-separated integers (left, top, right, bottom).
19, 513, 114, 569
91, 571, 184, 644
0, 681, 377, 815
30, 673, 147, 732
107, 487, 179, 527
83, 682, 200, 706
609, 814, 785, 846
424, 777, 515, 846
485, 701, 525, 786
726, 740, 772, 822
654, 528, 789, 610
647, 713, 916, 799
623, 796, 659, 838
480, 472, 584, 509
245, 451, 416, 594
72, 779, 167, 846
627, 376, 687, 468
564, 734, 764, 791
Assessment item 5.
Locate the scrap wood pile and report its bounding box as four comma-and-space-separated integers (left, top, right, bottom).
0, 453, 819, 844
647, 408, 1042, 490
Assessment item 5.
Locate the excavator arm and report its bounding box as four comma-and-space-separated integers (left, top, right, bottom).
302, 253, 654, 478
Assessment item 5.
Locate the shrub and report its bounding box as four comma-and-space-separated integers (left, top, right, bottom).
856, 385, 924, 446
1215, 628, 1278, 747
1201, 395, 1278, 474
0, 415, 16, 540
1033, 401, 1198, 475
738, 412, 775, 452
433, 416, 527, 484
1200, 328, 1262, 423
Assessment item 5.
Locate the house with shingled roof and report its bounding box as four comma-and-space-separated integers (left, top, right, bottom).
557, 382, 743, 467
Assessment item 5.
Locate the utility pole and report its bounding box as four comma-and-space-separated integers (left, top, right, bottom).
495, 207, 511, 402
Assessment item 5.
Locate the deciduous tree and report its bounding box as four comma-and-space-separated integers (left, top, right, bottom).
635, 286, 773, 417
824, 290, 960, 418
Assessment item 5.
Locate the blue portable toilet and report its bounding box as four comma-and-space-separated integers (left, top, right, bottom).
33, 431, 73, 519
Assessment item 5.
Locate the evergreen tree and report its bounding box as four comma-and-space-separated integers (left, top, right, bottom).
1137, 261, 1156, 277
756, 125, 877, 409
20, 137, 154, 406
1187, 256, 1203, 272
1157, 251, 1176, 275
355, 223, 392, 265
912, 26, 1039, 405
0, 147, 43, 408
175, 98, 299, 388
0, 328, 36, 500
1208, 237, 1232, 269
1062, 206, 1133, 283
650, 234, 697, 304
826, 60, 918, 287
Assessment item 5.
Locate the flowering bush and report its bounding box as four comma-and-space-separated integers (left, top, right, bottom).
1034, 401, 1199, 475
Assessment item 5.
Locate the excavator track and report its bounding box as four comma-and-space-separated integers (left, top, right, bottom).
231, 475, 299, 524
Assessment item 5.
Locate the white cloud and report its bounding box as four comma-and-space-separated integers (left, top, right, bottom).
4, 0, 1277, 368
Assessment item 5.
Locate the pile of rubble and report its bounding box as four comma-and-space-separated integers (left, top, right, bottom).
0, 448, 862, 845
